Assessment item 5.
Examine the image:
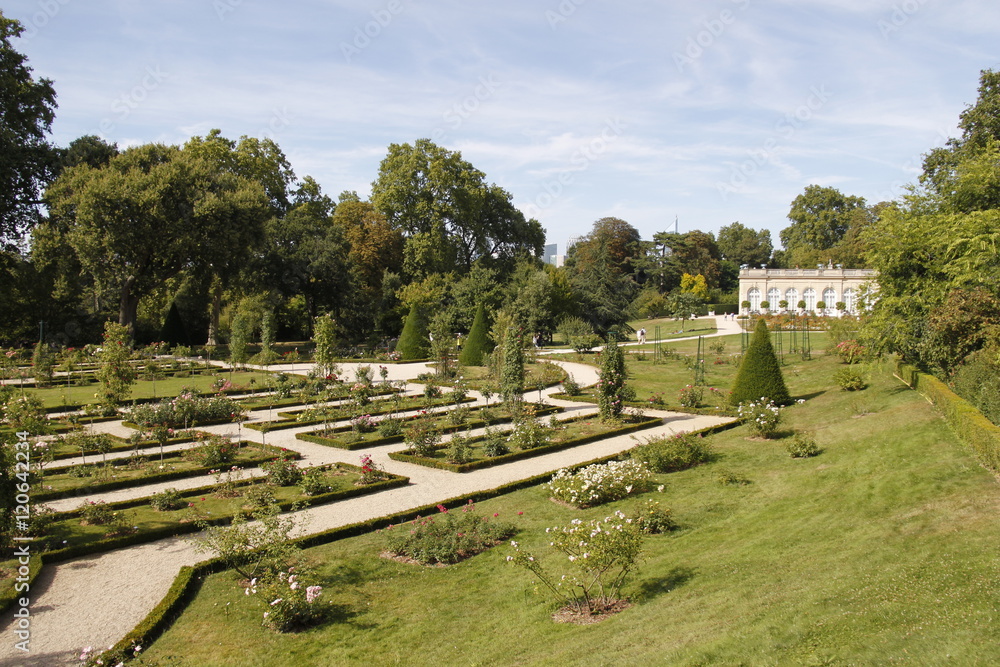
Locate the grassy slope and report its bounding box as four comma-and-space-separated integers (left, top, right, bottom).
143, 354, 1000, 666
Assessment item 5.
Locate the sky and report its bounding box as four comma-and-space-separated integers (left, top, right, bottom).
6, 0, 1000, 255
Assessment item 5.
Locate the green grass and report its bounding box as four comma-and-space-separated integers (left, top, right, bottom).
23, 370, 270, 409
142, 353, 1000, 665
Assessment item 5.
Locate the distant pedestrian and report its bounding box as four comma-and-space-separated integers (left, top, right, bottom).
637, 328, 646, 345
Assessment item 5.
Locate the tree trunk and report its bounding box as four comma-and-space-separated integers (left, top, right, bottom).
119, 278, 140, 340
206, 275, 223, 346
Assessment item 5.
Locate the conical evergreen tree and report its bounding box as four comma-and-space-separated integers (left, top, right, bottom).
159, 302, 189, 346
396, 303, 430, 360
458, 302, 493, 366
729, 319, 791, 406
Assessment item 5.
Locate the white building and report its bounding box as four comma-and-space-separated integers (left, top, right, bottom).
739, 266, 876, 315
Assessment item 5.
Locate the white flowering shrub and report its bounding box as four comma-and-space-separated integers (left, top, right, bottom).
507, 512, 644, 614
737, 398, 781, 438
546, 459, 650, 508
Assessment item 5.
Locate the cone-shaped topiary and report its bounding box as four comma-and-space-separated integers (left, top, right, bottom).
729, 319, 791, 406
159, 302, 189, 346
458, 302, 493, 366
396, 302, 430, 360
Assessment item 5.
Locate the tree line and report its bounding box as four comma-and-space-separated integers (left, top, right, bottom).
0, 9, 917, 354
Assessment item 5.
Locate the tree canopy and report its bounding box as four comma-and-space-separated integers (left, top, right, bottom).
371, 139, 544, 280
0, 12, 58, 246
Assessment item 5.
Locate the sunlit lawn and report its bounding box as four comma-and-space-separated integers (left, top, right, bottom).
143, 353, 1000, 665
24, 370, 271, 409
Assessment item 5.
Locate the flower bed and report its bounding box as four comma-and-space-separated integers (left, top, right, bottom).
247, 393, 475, 432
127, 392, 244, 430
296, 403, 560, 450
25, 463, 409, 559
33, 443, 295, 501
47, 429, 205, 461
388, 414, 661, 472
548, 390, 735, 417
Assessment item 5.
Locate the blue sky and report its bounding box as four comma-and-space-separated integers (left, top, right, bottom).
7, 0, 1000, 254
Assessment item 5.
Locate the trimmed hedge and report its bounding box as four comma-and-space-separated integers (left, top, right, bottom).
389, 415, 663, 472
895, 360, 1000, 473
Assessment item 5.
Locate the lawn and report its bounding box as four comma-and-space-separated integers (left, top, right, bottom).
22, 370, 270, 409
141, 352, 1000, 665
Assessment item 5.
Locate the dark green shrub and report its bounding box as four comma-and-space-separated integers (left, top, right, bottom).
631, 432, 713, 472
262, 458, 302, 486
397, 303, 430, 360
458, 302, 492, 367
729, 319, 791, 406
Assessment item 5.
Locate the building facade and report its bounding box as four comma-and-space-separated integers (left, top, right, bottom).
739, 266, 876, 315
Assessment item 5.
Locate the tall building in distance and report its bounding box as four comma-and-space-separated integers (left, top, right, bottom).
543, 243, 564, 268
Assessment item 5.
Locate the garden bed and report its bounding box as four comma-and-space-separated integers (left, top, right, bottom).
33, 443, 295, 501
244, 394, 474, 432
296, 403, 560, 451
28, 463, 410, 560
388, 413, 662, 472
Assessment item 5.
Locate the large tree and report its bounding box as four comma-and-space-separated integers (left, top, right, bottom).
0, 12, 58, 246
863, 70, 1000, 360
184, 130, 294, 343
45, 143, 271, 336
780, 185, 868, 267
371, 139, 544, 279
717, 222, 772, 268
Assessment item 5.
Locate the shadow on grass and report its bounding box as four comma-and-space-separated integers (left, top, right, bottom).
794, 390, 826, 402
634, 566, 696, 602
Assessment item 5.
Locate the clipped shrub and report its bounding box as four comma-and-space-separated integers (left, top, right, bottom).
631, 431, 713, 473
834, 367, 868, 391
458, 302, 493, 367
787, 432, 821, 458
397, 302, 430, 360
377, 417, 403, 438
729, 319, 791, 406
446, 433, 473, 464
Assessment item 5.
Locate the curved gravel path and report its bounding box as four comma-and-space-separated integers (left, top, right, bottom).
1, 335, 737, 666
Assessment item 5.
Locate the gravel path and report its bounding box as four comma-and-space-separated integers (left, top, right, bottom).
1, 333, 737, 666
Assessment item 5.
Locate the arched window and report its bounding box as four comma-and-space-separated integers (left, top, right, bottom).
768, 287, 781, 308
785, 288, 799, 307
747, 287, 761, 311
803, 288, 816, 311
843, 288, 856, 313
822, 288, 836, 310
